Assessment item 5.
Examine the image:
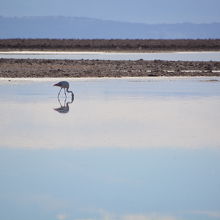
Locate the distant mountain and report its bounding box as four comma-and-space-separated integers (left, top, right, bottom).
0, 16, 220, 39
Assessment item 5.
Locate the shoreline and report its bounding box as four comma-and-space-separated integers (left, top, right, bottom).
1, 50, 220, 54
1, 76, 220, 81
1, 58, 220, 78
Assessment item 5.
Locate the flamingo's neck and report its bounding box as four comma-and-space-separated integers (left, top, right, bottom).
67, 88, 74, 101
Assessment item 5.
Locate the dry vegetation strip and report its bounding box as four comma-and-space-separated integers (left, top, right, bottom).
1, 39, 220, 51
1, 59, 220, 78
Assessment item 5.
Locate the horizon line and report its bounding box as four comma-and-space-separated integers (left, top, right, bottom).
0, 15, 220, 25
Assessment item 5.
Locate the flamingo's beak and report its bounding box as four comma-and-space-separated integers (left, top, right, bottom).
53, 83, 58, 86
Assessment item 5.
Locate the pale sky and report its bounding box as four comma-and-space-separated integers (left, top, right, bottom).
0, 0, 220, 23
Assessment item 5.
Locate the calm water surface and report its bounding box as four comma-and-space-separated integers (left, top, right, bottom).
0, 77, 220, 220
1, 51, 220, 61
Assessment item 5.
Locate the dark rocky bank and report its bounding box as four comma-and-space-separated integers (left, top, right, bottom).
1, 59, 220, 78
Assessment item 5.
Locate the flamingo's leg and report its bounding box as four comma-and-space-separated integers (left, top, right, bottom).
58, 88, 62, 97
57, 96, 62, 106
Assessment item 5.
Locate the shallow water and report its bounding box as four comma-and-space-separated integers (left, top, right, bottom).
0, 77, 220, 220
1, 51, 220, 61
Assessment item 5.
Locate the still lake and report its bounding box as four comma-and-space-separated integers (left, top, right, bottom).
0, 77, 220, 220
0, 51, 220, 61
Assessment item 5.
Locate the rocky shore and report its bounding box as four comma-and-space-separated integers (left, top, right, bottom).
0, 58, 220, 78
1, 39, 220, 52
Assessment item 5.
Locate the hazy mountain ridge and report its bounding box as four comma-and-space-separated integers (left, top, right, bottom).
1, 16, 220, 39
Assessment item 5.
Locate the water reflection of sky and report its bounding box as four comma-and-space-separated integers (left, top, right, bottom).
1, 51, 220, 61
0, 77, 220, 220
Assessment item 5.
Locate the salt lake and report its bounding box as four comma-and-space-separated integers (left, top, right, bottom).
0, 77, 220, 220
1, 51, 220, 61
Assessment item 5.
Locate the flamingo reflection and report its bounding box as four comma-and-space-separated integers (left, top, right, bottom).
54, 95, 74, 114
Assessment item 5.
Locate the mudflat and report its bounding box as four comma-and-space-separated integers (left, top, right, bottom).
1, 59, 220, 78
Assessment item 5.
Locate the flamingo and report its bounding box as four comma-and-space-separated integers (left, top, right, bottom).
53, 81, 74, 99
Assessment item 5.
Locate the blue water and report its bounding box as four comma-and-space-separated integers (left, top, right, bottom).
0, 77, 220, 220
